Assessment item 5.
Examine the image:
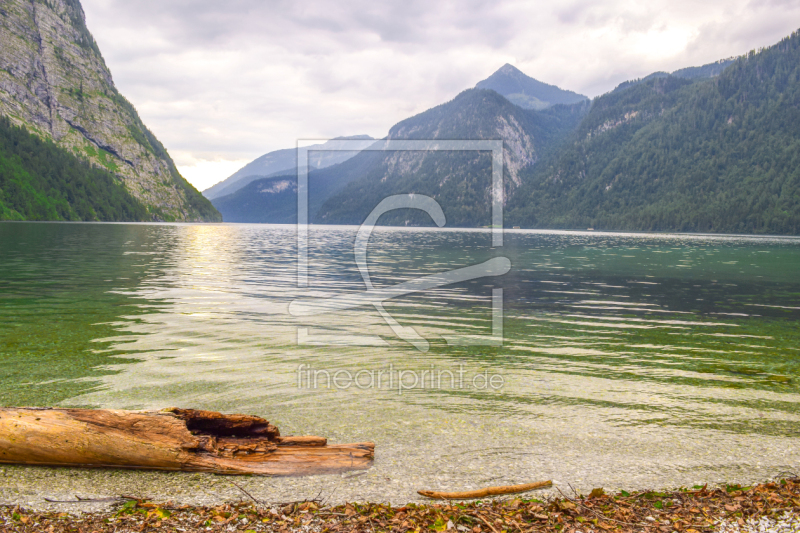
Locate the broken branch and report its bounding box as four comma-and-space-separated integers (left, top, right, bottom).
418, 481, 552, 500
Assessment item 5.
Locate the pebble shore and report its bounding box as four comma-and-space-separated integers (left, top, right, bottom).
716, 511, 800, 533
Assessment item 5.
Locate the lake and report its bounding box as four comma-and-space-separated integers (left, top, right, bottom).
0, 222, 799, 503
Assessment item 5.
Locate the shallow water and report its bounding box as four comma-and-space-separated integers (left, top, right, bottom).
0, 222, 799, 503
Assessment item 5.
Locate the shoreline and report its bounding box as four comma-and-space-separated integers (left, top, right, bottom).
1, 477, 798, 532
2, 465, 798, 513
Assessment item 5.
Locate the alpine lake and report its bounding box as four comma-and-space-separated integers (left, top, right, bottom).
0, 222, 798, 505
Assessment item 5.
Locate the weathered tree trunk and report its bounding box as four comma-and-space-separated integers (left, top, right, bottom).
0, 407, 374, 476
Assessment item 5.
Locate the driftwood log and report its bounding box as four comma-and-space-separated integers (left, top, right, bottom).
0, 407, 374, 476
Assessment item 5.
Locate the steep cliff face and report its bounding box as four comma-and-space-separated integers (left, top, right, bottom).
0, 0, 220, 221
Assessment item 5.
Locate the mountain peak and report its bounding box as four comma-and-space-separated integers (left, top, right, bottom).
476, 64, 588, 110
498, 63, 521, 74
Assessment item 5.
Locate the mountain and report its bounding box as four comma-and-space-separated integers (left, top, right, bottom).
203, 135, 374, 200
213, 89, 587, 225
314, 89, 588, 226
506, 30, 800, 235
475, 64, 589, 110
210, 31, 800, 234
0, 0, 219, 222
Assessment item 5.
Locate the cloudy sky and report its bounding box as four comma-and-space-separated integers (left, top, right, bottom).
81, 0, 800, 191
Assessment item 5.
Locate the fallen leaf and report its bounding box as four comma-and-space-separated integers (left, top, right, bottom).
589, 488, 605, 499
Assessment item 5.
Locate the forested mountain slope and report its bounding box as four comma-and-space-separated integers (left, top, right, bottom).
213, 31, 800, 234
613, 58, 735, 93
507, 30, 800, 234
0, 116, 147, 221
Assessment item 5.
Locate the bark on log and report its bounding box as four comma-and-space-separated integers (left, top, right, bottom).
0, 407, 374, 476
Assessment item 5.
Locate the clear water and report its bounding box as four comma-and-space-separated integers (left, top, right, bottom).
1, 222, 799, 500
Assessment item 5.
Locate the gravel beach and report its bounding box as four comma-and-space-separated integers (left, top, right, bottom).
1, 477, 799, 533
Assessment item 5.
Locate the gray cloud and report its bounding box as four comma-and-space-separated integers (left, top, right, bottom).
80, 0, 800, 189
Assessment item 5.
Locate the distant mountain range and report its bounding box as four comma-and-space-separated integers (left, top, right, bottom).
208, 64, 591, 224
212, 90, 588, 225
203, 135, 374, 200
212, 38, 800, 234
212, 138, 379, 224
206, 65, 588, 208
